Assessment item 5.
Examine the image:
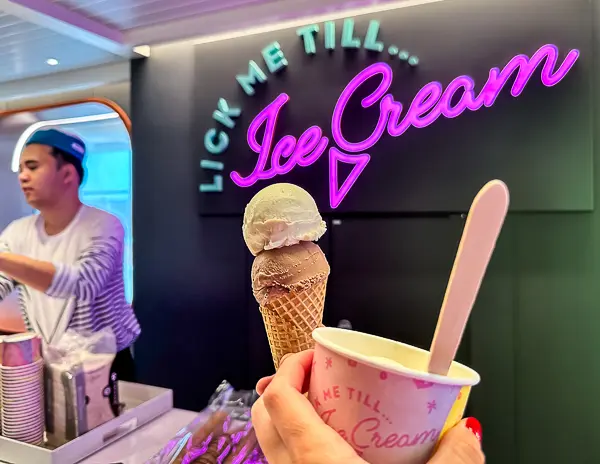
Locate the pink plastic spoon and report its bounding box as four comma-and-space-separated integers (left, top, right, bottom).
428, 180, 510, 375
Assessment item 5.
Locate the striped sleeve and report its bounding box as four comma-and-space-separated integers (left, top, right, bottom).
46, 218, 124, 302
0, 226, 16, 301
0, 275, 14, 301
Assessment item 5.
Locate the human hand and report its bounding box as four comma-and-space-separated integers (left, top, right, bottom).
428, 418, 484, 464
253, 350, 366, 464
252, 350, 484, 464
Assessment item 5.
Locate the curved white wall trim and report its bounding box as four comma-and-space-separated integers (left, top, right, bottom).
11, 112, 119, 173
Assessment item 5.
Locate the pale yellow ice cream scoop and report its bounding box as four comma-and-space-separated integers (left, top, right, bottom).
243, 183, 327, 256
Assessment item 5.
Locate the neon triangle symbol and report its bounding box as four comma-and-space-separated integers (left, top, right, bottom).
329, 147, 371, 209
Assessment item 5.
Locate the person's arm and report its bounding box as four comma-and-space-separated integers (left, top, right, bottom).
0, 216, 124, 301
0, 256, 16, 302
0, 253, 54, 293
0, 226, 17, 301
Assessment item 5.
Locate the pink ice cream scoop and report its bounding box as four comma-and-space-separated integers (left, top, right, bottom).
251, 241, 330, 306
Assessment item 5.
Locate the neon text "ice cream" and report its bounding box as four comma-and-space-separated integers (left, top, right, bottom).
230, 44, 579, 208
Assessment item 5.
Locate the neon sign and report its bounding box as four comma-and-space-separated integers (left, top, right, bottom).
230, 44, 579, 208
199, 18, 419, 197
197, 17, 580, 208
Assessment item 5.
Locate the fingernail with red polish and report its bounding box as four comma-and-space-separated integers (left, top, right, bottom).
465, 417, 482, 443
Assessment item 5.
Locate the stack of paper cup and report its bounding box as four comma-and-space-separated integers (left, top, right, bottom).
0, 333, 44, 445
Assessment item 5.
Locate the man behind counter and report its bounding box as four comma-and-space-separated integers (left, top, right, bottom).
0, 128, 140, 381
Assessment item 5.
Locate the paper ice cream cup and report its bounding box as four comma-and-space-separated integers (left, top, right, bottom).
0, 333, 42, 367
309, 328, 479, 464
439, 386, 471, 439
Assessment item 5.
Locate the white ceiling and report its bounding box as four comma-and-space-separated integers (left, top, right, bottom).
0, 11, 120, 82
0, 0, 272, 84
0, 0, 433, 90
52, 0, 268, 30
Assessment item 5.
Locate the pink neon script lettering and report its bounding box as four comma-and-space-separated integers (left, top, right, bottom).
230, 94, 329, 187
331, 44, 580, 151
231, 44, 580, 207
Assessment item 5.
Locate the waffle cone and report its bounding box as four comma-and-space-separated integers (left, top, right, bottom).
260, 278, 327, 369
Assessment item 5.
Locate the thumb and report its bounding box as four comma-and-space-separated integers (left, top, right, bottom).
428, 419, 484, 464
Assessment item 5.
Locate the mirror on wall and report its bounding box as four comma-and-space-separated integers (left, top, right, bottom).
0, 102, 133, 333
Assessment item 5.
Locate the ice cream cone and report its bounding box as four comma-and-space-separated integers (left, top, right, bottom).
243, 184, 330, 369
260, 278, 327, 369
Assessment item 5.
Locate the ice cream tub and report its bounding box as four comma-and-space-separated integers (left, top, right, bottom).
439, 386, 471, 439
308, 327, 479, 464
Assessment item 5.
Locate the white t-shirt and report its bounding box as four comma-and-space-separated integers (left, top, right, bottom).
0, 205, 140, 350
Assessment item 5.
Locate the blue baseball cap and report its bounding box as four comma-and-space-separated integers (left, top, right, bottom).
25, 128, 86, 163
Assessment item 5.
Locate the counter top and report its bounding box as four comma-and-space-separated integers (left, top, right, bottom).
80, 409, 198, 464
